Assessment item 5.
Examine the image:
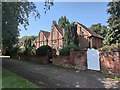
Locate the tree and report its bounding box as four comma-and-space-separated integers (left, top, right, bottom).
58, 16, 70, 46
106, 1, 120, 45
58, 16, 79, 46
58, 16, 70, 28
2, 1, 53, 49
90, 23, 108, 38
2, 2, 40, 48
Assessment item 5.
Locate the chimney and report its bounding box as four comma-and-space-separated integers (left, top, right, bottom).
52, 20, 57, 26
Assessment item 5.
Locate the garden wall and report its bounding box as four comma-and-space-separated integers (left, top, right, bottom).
12, 55, 49, 64
100, 50, 120, 75
52, 51, 87, 70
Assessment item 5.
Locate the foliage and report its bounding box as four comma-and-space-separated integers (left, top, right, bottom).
9, 46, 19, 56
59, 47, 70, 56
18, 46, 26, 55
102, 45, 112, 52
36, 45, 52, 56
2, 2, 40, 48
21, 36, 36, 55
65, 44, 81, 51
58, 16, 70, 28
106, 1, 120, 45
58, 16, 79, 46
60, 45, 81, 56
90, 23, 108, 38
102, 44, 120, 52
44, 0, 54, 14
21, 36, 37, 41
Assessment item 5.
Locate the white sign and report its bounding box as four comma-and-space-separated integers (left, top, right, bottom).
87, 48, 100, 71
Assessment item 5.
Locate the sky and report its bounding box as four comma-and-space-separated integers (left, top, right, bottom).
19, 2, 109, 37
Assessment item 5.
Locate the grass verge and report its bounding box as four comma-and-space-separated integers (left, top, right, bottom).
2, 68, 39, 88
96, 73, 120, 81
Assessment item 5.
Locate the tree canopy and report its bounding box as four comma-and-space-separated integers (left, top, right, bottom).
2, 1, 53, 49
2, 2, 40, 48
106, 1, 120, 45
58, 16, 79, 46
90, 23, 108, 38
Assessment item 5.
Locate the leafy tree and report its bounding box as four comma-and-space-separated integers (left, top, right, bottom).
2, 2, 40, 49
58, 16, 70, 28
21, 36, 37, 55
58, 16, 79, 46
90, 23, 108, 38
21, 36, 37, 42
70, 22, 78, 46
106, 1, 120, 45
2, 1, 53, 49
58, 16, 70, 46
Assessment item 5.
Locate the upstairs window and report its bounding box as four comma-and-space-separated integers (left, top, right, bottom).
52, 40, 57, 44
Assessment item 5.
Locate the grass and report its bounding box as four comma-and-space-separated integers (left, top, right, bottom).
2, 68, 39, 88
96, 73, 120, 81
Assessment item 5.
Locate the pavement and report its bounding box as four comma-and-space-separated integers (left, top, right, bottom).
2, 59, 120, 88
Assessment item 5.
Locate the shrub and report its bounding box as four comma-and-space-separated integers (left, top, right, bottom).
36, 45, 52, 56
102, 45, 112, 52
59, 47, 70, 56
102, 44, 120, 52
9, 46, 19, 56
18, 46, 26, 55
65, 44, 81, 51
60, 44, 80, 56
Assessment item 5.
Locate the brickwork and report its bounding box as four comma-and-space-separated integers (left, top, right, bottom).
100, 51, 120, 75
34, 21, 103, 50
52, 51, 87, 70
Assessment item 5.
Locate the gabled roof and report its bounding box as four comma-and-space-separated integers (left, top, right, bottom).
56, 27, 64, 36
75, 22, 103, 39
39, 30, 50, 39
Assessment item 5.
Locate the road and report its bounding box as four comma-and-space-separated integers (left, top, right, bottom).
2, 59, 120, 88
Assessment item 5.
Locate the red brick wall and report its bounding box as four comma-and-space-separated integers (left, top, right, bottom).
100, 51, 120, 75
52, 51, 87, 70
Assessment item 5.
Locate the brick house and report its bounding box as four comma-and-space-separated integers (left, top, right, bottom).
34, 30, 50, 49
34, 20, 103, 51
74, 22, 103, 49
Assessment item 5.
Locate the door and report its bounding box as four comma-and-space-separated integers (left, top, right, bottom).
87, 48, 100, 71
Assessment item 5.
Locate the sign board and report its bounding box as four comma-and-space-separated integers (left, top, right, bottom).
87, 48, 100, 71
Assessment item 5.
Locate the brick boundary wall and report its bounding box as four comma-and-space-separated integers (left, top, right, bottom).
12, 55, 49, 64
99, 50, 120, 75
52, 51, 87, 70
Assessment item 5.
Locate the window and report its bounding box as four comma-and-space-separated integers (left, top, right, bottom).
80, 27, 81, 31
52, 40, 57, 44
40, 41, 42, 44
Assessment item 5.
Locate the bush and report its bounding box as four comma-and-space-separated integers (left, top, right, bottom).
18, 46, 26, 55
102, 44, 120, 52
102, 45, 112, 52
60, 44, 80, 56
59, 47, 70, 56
65, 44, 81, 51
36, 45, 52, 56
9, 46, 19, 56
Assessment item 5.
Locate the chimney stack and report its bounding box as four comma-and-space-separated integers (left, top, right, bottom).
52, 20, 57, 26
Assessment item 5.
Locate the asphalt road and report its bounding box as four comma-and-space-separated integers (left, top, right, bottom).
2, 59, 120, 88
